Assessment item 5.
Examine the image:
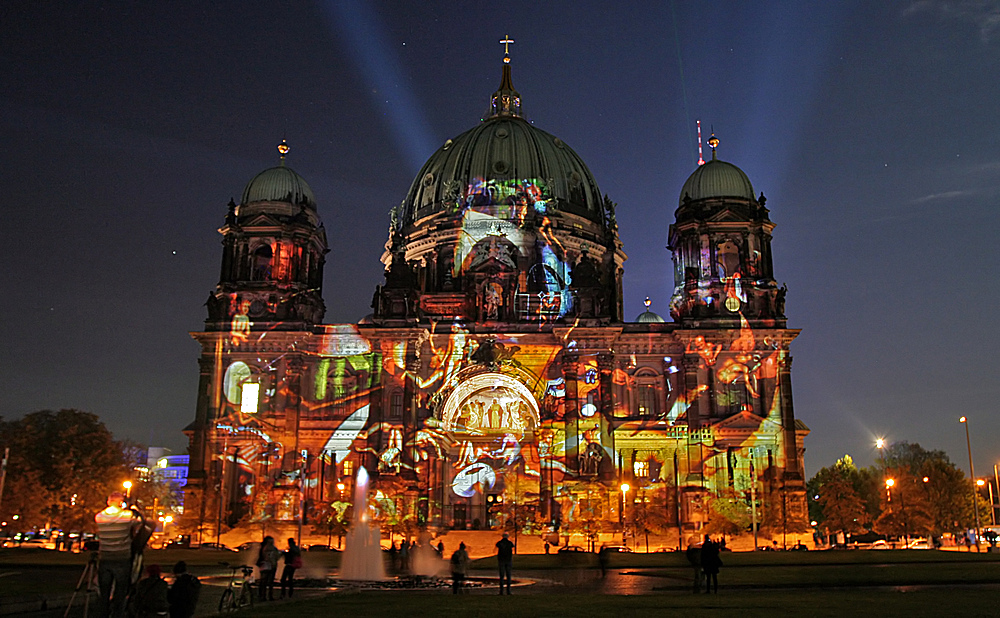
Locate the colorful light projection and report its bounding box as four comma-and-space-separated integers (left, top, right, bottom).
440, 372, 540, 433
448, 178, 574, 320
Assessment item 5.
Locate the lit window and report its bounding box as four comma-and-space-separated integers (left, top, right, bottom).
390, 391, 404, 419
241, 382, 260, 413
634, 461, 649, 477
342, 460, 354, 477
157, 458, 168, 469
637, 384, 656, 416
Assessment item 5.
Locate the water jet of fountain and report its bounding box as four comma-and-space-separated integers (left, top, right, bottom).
339, 466, 386, 581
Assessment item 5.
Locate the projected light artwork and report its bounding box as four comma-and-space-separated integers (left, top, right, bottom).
185, 56, 807, 541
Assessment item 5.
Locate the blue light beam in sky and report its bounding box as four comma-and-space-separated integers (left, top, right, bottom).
317, 0, 437, 171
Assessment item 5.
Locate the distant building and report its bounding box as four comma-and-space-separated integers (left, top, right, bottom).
183, 52, 808, 537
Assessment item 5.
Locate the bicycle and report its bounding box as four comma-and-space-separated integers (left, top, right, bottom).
218, 562, 255, 613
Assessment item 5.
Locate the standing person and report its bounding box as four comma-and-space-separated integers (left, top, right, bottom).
256, 536, 280, 601
598, 545, 610, 578
449, 542, 469, 594
279, 538, 302, 599
132, 564, 170, 618
95, 491, 140, 618
167, 561, 200, 618
701, 535, 721, 594
685, 537, 703, 593
400, 539, 409, 573
495, 532, 514, 595
436, 540, 445, 557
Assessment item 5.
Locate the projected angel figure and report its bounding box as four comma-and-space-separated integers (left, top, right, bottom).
230, 298, 251, 345
686, 335, 721, 366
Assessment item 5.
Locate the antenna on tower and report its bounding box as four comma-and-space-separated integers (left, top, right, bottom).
697, 120, 705, 166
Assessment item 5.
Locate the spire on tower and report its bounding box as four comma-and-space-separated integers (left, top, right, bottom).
707, 131, 719, 161
488, 35, 521, 118
277, 139, 290, 166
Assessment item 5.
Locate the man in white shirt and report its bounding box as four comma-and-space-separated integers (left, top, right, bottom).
95, 491, 139, 618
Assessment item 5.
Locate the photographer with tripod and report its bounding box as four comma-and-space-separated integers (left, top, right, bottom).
94, 491, 142, 618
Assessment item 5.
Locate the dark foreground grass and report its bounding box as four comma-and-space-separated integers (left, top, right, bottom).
244, 588, 1000, 618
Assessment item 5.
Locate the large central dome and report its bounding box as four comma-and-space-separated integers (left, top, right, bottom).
373, 56, 627, 324
397, 98, 605, 228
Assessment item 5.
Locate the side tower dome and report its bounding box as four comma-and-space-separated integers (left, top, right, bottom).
667, 136, 785, 325
373, 53, 626, 324
206, 141, 329, 331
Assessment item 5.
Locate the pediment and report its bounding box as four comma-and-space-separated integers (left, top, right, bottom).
244, 213, 283, 228
711, 409, 780, 434
707, 208, 749, 223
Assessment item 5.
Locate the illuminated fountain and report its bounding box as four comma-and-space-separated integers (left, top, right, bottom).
340, 467, 386, 581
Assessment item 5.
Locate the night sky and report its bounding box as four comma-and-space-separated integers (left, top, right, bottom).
4, 1, 999, 477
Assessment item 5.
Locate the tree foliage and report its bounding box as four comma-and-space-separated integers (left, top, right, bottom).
809, 443, 979, 540
817, 476, 869, 535
0, 410, 127, 531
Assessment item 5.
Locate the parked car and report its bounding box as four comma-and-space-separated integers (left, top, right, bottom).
557, 545, 587, 553
869, 540, 891, 550
603, 545, 632, 553
905, 539, 930, 550
236, 542, 257, 551
306, 544, 339, 552
198, 542, 236, 552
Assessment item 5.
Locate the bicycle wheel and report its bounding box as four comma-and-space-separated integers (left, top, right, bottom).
238, 582, 255, 610
218, 588, 235, 613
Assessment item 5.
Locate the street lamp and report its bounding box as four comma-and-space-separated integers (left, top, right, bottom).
123, 480, 133, 499
979, 479, 995, 526
620, 483, 630, 546
960, 416, 982, 551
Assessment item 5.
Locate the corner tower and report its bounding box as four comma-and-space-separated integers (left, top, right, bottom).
667, 136, 784, 326
206, 141, 328, 330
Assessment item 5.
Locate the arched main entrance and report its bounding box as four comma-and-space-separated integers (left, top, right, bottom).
438, 371, 541, 530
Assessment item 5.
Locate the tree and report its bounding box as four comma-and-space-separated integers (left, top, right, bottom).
817, 476, 869, 536
563, 480, 612, 551
627, 485, 672, 552
874, 470, 933, 539
0, 410, 126, 531
702, 488, 751, 538
312, 501, 351, 548
808, 455, 883, 537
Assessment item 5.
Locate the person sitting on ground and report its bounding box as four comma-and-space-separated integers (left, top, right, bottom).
133, 564, 170, 618
167, 561, 200, 618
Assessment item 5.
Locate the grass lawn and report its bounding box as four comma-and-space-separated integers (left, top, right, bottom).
5, 547, 1000, 616
243, 588, 1000, 618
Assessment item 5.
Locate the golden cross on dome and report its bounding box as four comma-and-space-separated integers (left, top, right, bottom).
500, 35, 514, 57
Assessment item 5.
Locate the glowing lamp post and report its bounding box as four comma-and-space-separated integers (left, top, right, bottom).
620, 483, 630, 546
123, 480, 133, 499
960, 416, 982, 551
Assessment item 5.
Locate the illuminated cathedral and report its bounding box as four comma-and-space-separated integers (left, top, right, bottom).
183, 50, 808, 542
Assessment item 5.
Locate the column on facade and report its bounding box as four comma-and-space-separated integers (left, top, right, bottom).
777, 353, 802, 482
561, 352, 579, 473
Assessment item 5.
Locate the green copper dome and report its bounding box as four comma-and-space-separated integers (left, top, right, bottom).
241, 164, 317, 209
396, 61, 605, 229
678, 158, 755, 207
